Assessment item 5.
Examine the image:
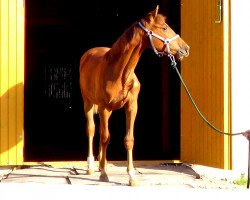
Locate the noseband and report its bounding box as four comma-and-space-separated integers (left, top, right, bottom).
137, 21, 179, 66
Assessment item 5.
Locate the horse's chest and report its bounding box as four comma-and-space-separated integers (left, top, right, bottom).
107, 98, 127, 110
101, 75, 136, 109
104, 84, 130, 109
107, 89, 127, 103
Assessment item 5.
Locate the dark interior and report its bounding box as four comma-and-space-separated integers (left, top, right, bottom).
24, 0, 181, 161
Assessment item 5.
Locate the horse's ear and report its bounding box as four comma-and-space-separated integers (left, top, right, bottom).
144, 5, 159, 23
151, 5, 159, 19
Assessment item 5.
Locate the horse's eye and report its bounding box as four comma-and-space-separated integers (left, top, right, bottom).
163, 26, 167, 31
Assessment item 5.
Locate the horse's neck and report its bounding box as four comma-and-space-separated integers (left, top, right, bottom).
120, 44, 142, 86
106, 29, 144, 86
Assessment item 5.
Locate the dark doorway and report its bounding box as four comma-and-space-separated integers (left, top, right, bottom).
24, 0, 181, 161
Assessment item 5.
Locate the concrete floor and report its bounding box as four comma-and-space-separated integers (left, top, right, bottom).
0, 161, 246, 188
0, 161, 249, 200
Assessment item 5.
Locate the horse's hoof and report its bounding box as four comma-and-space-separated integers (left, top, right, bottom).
99, 172, 109, 182
86, 169, 95, 175
129, 179, 138, 186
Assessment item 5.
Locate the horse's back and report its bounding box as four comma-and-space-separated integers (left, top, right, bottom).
80, 47, 110, 70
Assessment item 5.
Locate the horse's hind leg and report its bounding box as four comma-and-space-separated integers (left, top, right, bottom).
84, 100, 96, 175
98, 106, 111, 182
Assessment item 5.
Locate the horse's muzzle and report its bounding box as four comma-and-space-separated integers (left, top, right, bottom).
180, 45, 190, 57
178, 45, 190, 60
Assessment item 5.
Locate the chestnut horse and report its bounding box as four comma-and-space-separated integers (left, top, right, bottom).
79, 5, 189, 186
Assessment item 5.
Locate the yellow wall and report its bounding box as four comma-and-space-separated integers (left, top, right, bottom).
0, 0, 24, 165
180, 0, 231, 169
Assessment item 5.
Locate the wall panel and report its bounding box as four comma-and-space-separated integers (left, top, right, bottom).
0, 0, 24, 165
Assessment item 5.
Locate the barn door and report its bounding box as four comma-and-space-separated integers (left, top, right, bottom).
180, 0, 231, 169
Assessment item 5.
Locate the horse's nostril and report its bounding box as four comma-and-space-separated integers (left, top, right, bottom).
179, 49, 188, 57
179, 46, 190, 57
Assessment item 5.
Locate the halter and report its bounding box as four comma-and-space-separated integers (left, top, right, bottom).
137, 21, 179, 60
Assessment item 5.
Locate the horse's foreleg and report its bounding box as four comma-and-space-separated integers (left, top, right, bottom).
125, 98, 138, 186
98, 107, 111, 182
84, 102, 95, 175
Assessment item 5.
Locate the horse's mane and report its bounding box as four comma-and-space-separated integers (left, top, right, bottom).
106, 23, 137, 63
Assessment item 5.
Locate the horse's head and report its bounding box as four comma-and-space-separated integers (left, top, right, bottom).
140, 5, 189, 60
